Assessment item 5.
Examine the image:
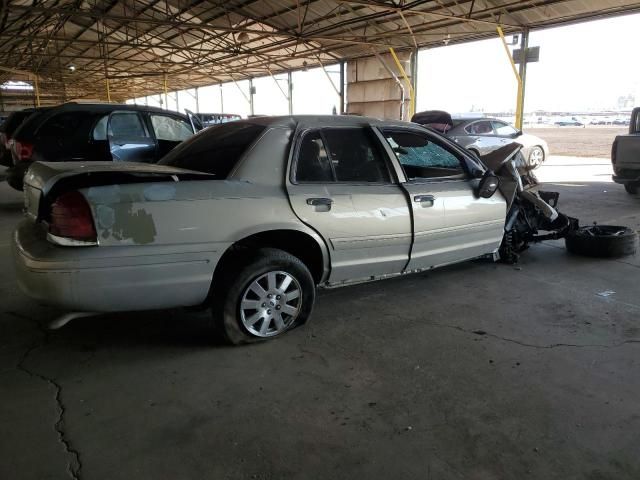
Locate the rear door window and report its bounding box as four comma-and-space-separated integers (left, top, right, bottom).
150, 114, 193, 141
295, 131, 333, 182
159, 122, 265, 177
295, 128, 391, 183
465, 120, 493, 135
323, 129, 391, 183
109, 112, 148, 137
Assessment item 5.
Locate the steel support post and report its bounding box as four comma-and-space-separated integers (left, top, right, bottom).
339, 61, 345, 114
288, 71, 293, 114
410, 47, 419, 117
163, 73, 169, 110
517, 28, 530, 130
496, 26, 523, 130
249, 78, 255, 116
34, 76, 41, 107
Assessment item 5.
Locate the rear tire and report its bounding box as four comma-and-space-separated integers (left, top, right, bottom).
565, 225, 638, 258
624, 183, 639, 195
212, 248, 315, 345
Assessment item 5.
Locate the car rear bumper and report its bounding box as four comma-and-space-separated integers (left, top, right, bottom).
13, 219, 226, 312
612, 171, 640, 184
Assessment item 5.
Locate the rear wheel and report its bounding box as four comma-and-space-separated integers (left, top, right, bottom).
213, 248, 315, 345
565, 225, 638, 258
624, 183, 639, 195
528, 146, 545, 169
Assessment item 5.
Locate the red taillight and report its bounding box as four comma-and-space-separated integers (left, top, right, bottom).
49, 192, 97, 243
12, 140, 33, 161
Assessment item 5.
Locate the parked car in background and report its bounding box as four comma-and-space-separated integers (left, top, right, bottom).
14, 115, 510, 344
412, 111, 549, 169
554, 117, 584, 127
0, 108, 48, 167
196, 112, 241, 127
613, 117, 630, 126
612, 107, 640, 194
7, 102, 202, 190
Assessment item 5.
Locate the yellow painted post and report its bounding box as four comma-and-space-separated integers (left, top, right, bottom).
34, 76, 41, 107
163, 73, 169, 109
389, 47, 415, 118
496, 26, 523, 130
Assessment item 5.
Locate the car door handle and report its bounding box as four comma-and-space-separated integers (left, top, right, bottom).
306, 197, 333, 212
414, 195, 435, 207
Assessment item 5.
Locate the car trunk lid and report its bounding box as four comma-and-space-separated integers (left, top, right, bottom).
23, 161, 213, 220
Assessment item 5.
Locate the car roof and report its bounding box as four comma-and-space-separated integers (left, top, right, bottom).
453, 117, 506, 123
236, 114, 421, 130
12, 102, 189, 140
47, 102, 181, 115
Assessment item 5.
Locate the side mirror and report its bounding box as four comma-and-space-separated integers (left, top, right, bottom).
477, 171, 500, 198
514, 130, 523, 137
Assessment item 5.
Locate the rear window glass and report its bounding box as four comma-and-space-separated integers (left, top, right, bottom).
159, 122, 266, 177
38, 112, 92, 138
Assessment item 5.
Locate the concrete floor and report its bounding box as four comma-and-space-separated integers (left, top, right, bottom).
1, 157, 639, 480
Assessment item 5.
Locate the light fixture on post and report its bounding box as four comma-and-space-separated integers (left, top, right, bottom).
236, 31, 250, 44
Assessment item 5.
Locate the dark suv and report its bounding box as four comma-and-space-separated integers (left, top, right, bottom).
1, 108, 50, 167
7, 103, 201, 190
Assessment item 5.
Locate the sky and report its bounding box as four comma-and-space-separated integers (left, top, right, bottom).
130, 12, 640, 117
416, 13, 640, 114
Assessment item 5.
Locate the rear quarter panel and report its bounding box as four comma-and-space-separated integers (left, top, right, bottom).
83, 180, 315, 247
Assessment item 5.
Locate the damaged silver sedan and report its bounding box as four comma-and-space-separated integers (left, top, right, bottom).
14, 115, 568, 343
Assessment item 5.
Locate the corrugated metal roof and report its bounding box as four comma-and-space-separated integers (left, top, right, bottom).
1, 0, 639, 105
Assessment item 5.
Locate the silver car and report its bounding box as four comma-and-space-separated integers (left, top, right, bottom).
13, 116, 505, 344
446, 117, 549, 169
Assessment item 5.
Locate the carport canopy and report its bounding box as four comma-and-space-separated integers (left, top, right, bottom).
1, 0, 640, 106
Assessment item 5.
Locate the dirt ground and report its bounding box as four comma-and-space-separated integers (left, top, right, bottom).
526, 126, 626, 158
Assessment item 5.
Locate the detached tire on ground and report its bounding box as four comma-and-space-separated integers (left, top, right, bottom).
565, 225, 638, 258
213, 248, 315, 345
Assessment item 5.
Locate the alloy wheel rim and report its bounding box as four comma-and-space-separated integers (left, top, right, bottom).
239, 271, 302, 337
529, 147, 543, 168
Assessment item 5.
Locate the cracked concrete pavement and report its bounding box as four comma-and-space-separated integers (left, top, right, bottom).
0, 158, 639, 479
